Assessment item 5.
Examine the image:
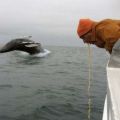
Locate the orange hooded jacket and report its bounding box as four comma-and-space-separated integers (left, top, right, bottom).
77, 19, 120, 53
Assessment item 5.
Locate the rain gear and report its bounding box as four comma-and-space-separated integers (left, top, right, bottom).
77, 19, 120, 53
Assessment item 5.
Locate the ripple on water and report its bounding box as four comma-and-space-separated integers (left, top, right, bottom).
0, 84, 13, 90
15, 103, 82, 120
0, 116, 13, 120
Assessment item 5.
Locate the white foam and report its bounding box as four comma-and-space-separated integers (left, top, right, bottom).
20, 49, 51, 57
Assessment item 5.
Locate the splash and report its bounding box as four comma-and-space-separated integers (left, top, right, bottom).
20, 49, 51, 58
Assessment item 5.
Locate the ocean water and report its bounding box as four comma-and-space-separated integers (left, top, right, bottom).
0, 46, 108, 120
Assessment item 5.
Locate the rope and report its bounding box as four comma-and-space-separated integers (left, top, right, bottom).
87, 44, 92, 120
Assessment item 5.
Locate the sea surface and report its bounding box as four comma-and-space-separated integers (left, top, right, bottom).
0, 46, 108, 120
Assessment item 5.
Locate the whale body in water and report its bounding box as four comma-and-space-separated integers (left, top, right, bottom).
0, 38, 48, 56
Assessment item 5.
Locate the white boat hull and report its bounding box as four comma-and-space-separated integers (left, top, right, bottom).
103, 40, 120, 120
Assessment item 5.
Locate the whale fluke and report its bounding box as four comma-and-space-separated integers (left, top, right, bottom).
0, 38, 44, 55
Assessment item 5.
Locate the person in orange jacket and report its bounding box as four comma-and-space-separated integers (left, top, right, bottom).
77, 19, 120, 54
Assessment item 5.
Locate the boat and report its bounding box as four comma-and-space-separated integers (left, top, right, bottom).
102, 40, 120, 120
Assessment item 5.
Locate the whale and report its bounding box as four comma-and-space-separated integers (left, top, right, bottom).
0, 37, 45, 55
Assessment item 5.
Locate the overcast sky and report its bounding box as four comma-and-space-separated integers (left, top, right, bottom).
0, 0, 120, 46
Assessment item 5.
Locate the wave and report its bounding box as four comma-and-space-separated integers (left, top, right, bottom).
0, 84, 13, 89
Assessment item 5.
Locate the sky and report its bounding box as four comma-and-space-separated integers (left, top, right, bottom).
0, 0, 120, 46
